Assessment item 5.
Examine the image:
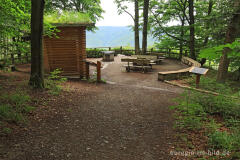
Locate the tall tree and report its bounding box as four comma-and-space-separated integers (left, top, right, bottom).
142, 0, 149, 55
203, 0, 214, 46
134, 0, 140, 54
217, 0, 240, 82
115, 0, 140, 55
29, 0, 45, 88
188, 0, 196, 60
150, 0, 189, 58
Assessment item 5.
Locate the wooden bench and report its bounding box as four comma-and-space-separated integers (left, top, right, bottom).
121, 58, 153, 73
158, 67, 192, 81
181, 56, 201, 67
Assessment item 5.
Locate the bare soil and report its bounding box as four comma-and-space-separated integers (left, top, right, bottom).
0, 55, 190, 160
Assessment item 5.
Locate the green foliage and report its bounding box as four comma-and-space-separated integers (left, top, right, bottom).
86, 48, 104, 58
171, 91, 207, 130
45, 69, 67, 95
0, 92, 34, 123
191, 93, 240, 119
188, 76, 233, 94
44, 11, 92, 24
2, 127, 12, 134
172, 84, 240, 156
208, 131, 235, 150
200, 40, 240, 71
206, 119, 221, 133
45, 0, 104, 27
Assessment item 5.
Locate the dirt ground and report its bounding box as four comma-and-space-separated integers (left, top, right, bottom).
0, 55, 189, 160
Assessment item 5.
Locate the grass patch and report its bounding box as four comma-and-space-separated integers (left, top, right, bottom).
0, 91, 35, 124
171, 87, 240, 159
45, 69, 67, 95
44, 11, 92, 24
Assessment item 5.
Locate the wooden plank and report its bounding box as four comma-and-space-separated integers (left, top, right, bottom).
158, 67, 191, 75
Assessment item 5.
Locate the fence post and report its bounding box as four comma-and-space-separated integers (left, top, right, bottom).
151, 48, 153, 55
86, 62, 90, 80
168, 49, 171, 58
11, 53, 14, 65
120, 46, 122, 55
25, 52, 28, 63
97, 61, 101, 82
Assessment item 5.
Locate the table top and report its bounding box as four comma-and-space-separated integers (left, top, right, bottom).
102, 51, 115, 54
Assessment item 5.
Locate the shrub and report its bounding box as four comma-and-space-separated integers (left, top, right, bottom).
208, 131, 234, 150
86, 48, 105, 58
191, 93, 240, 119
0, 92, 35, 123
45, 69, 67, 95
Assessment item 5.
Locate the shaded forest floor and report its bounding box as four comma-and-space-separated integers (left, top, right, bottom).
1, 56, 238, 159
0, 59, 188, 160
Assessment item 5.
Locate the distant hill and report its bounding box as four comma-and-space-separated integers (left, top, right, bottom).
86, 26, 156, 48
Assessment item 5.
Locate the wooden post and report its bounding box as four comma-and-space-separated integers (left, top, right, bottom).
151, 48, 153, 55
97, 61, 101, 82
26, 52, 28, 62
120, 46, 122, 55
86, 62, 90, 80
109, 47, 111, 51
11, 53, 14, 65
168, 49, 171, 58
196, 74, 201, 88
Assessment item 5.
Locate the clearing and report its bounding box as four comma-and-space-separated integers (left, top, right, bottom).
0, 55, 189, 160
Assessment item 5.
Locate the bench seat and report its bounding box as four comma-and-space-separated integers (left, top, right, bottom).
158, 67, 192, 81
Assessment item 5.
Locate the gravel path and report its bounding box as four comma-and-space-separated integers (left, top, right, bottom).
0, 56, 187, 160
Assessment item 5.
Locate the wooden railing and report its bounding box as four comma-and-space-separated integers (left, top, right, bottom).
87, 46, 190, 59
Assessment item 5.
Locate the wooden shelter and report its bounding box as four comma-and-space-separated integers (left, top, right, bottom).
43, 23, 93, 78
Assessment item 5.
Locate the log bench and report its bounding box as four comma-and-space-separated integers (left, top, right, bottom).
158, 67, 192, 81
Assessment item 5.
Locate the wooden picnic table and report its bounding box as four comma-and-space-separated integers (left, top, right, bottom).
132, 55, 165, 64
121, 58, 155, 73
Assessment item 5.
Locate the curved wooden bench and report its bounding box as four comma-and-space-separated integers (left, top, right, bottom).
181, 56, 201, 67
158, 67, 192, 81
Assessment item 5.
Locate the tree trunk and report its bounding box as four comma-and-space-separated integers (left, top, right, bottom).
142, 0, 149, 55
188, 0, 196, 60
203, 0, 213, 46
179, 18, 185, 60
217, 1, 240, 82
134, 0, 140, 55
29, 0, 45, 88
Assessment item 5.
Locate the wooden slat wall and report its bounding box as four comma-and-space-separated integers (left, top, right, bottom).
43, 26, 87, 77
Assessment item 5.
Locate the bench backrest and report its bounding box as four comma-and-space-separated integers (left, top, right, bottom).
132, 55, 157, 60
121, 58, 150, 65
181, 56, 201, 67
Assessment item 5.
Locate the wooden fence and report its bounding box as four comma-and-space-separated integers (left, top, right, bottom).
87, 46, 190, 59
0, 35, 30, 67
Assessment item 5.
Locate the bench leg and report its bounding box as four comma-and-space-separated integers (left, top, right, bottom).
126, 66, 130, 72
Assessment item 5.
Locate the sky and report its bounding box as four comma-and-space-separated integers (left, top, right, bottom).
96, 0, 134, 26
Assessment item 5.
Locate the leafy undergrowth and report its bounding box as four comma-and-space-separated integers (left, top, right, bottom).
0, 69, 67, 135
183, 70, 240, 96
0, 89, 35, 135
171, 86, 240, 159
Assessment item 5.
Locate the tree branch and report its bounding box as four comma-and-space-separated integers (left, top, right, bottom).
151, 9, 188, 43
177, 0, 190, 24
121, 7, 135, 21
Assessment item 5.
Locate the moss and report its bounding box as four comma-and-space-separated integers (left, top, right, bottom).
44, 11, 92, 25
